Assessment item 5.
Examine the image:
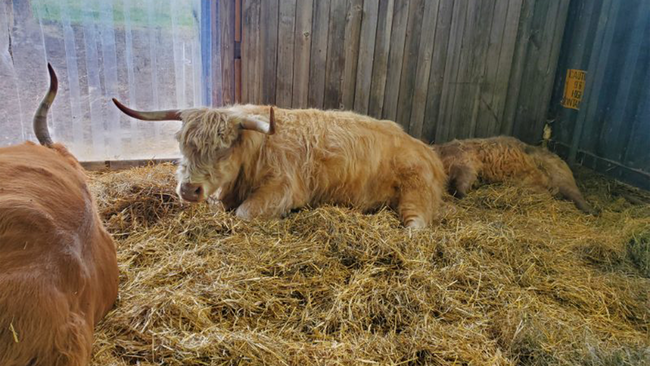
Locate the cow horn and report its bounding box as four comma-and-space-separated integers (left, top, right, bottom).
112, 98, 182, 121
33, 63, 58, 147
239, 106, 276, 135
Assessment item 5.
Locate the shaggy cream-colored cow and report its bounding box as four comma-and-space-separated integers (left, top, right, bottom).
112, 101, 447, 228
432, 136, 597, 215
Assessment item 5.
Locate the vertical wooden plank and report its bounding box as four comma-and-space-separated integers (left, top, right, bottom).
381, 0, 410, 121
474, 0, 508, 138
220, 0, 235, 105
532, 0, 571, 141
261, 0, 279, 105
210, 0, 223, 106
235, 59, 242, 102
435, 0, 468, 142
340, 0, 363, 110
242, 0, 261, 104
353, 0, 380, 114
447, 0, 488, 140
409, 0, 441, 138
422, 0, 453, 142
251, 0, 262, 104
483, 0, 523, 137
233, 0, 243, 103
465, 0, 496, 138
308, 0, 331, 108
368, 0, 394, 119
501, 0, 535, 136
292, 0, 314, 108
235, 0, 242, 41
241, 0, 251, 102
323, 0, 347, 110
395, 0, 425, 129
276, 0, 297, 108
513, 0, 563, 144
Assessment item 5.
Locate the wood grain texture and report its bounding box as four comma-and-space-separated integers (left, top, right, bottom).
436, 0, 468, 142
308, 0, 331, 108
340, 0, 363, 110
409, 0, 441, 138
381, 0, 410, 120
261, 0, 279, 105
235, 0, 241, 41
464, 0, 495, 138
368, 0, 394, 118
220, 0, 235, 106
501, 0, 536, 136
292, 0, 314, 108
241, 0, 251, 102
395, 0, 425, 129
323, 0, 347, 109
276, 0, 297, 108
422, 0, 454, 142
230, 0, 568, 153
353, 0, 380, 114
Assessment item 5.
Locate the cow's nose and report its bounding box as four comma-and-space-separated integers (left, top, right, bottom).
179, 183, 204, 202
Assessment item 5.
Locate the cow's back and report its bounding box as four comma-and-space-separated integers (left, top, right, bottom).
0, 142, 118, 366
262, 107, 445, 210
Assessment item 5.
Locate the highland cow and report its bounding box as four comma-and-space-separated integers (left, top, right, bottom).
112, 101, 447, 228
0, 64, 119, 366
432, 136, 597, 215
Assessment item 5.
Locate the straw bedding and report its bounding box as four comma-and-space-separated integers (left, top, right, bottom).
87, 163, 649, 365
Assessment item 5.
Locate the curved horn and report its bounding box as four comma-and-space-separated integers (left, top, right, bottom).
239, 106, 276, 135
112, 98, 182, 121
33, 63, 58, 147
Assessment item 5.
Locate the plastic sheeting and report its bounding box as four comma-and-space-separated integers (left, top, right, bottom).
0, 0, 220, 161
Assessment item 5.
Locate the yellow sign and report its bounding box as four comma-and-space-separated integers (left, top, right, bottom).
561, 69, 586, 110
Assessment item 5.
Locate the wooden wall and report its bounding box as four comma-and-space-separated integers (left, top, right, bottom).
218, 0, 570, 144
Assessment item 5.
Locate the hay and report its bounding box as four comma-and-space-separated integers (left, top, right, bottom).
87, 163, 650, 365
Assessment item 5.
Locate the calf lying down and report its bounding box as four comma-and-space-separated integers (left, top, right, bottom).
432, 136, 597, 215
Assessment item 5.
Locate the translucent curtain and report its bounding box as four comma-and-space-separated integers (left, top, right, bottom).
0, 0, 220, 161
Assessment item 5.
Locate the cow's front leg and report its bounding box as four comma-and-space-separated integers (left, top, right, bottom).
235, 181, 293, 221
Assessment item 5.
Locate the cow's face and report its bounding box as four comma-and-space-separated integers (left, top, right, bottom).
174, 108, 275, 203
111, 100, 275, 204
175, 146, 241, 203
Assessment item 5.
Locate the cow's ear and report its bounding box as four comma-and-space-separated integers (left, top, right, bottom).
238, 113, 275, 135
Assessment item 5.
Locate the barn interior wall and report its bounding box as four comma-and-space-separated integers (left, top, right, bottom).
218, 0, 571, 145
547, 0, 650, 190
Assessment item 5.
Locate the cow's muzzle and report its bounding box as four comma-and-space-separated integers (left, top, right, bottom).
178, 182, 204, 203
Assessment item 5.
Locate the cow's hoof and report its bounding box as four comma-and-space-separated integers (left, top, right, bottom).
405, 217, 426, 230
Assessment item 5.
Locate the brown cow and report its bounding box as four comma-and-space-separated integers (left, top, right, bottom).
112, 101, 447, 229
432, 136, 597, 215
0, 64, 119, 366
